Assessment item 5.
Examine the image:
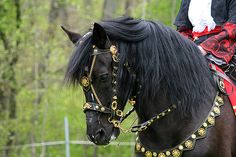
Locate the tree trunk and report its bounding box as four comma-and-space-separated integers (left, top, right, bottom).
142, 0, 147, 19
171, 0, 177, 26
2, 0, 21, 157
102, 0, 117, 20
124, 0, 134, 17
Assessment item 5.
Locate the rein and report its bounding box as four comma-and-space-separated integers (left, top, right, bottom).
81, 44, 177, 133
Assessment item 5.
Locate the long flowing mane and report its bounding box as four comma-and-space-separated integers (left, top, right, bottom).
65, 17, 216, 117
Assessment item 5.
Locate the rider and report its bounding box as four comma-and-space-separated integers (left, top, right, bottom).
174, 0, 236, 85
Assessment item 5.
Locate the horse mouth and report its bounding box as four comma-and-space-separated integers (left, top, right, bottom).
94, 136, 110, 145
87, 127, 120, 145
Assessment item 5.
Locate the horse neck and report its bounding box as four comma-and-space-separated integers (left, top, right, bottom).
136, 86, 217, 151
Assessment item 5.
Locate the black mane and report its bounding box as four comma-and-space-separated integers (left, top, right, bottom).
65, 17, 216, 117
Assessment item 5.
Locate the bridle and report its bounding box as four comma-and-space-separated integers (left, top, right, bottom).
80, 43, 176, 132
81, 44, 129, 130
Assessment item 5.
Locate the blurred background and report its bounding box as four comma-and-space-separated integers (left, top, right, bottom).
0, 0, 181, 156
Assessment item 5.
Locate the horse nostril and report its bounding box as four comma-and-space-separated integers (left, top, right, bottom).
96, 128, 105, 137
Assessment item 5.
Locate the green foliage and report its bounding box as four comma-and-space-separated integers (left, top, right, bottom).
0, 0, 181, 156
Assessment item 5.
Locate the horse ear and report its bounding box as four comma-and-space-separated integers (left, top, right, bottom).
61, 26, 81, 44
92, 23, 107, 48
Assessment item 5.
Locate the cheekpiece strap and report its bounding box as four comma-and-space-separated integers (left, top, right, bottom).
83, 102, 112, 114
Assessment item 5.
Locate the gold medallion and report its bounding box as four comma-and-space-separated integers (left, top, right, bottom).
213, 107, 220, 114
81, 76, 90, 87
198, 128, 206, 136
217, 96, 223, 104
145, 151, 152, 157
185, 140, 193, 149
172, 149, 181, 157
158, 152, 165, 157
136, 143, 141, 151
208, 116, 215, 125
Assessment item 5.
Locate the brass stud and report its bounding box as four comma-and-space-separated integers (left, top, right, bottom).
81, 76, 90, 87
172, 149, 181, 157
165, 151, 171, 156
136, 143, 141, 151
185, 140, 193, 149
203, 122, 208, 127
92, 45, 95, 48
153, 152, 157, 157
145, 151, 152, 157
116, 110, 123, 117
208, 116, 215, 125
178, 145, 184, 150
141, 147, 145, 152
95, 106, 99, 109
83, 103, 91, 110
191, 134, 196, 139
112, 121, 119, 127
158, 152, 165, 157
101, 107, 105, 112
110, 45, 117, 55
94, 49, 98, 53
161, 113, 165, 116
111, 101, 118, 110
217, 96, 223, 104
210, 112, 215, 116
198, 128, 206, 136
219, 81, 225, 89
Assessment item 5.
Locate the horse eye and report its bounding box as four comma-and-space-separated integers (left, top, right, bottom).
99, 74, 109, 82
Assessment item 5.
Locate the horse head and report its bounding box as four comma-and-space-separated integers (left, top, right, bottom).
63, 23, 135, 145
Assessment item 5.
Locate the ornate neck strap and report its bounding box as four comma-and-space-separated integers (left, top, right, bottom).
135, 92, 224, 157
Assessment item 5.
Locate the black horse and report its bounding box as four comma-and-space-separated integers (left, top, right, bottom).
63, 17, 236, 157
